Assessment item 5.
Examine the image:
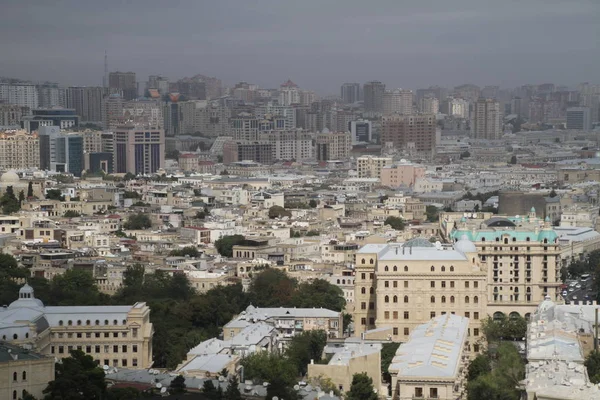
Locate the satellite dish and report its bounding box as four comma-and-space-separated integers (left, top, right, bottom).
156, 383, 162, 389
103, 365, 109, 371
294, 385, 300, 391
263, 382, 269, 387
160, 387, 167, 394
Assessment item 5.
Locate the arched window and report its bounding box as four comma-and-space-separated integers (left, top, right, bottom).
504, 238, 508, 244
239, 267, 244, 273
404, 296, 409, 303
474, 296, 479, 304
369, 287, 374, 294
113, 320, 118, 325
13, 390, 17, 400
465, 296, 470, 304
431, 266, 435, 272
337, 279, 340, 284
123, 320, 127, 325
526, 287, 531, 293
95, 320, 100, 325
13, 334, 17, 340
86, 320, 90, 326
450, 296, 455, 303
361, 258, 366, 264
13, 372, 17, 381
77, 320, 81, 326
369, 258, 374, 264
104, 320, 109, 325
67, 320, 72, 326
441, 266, 446, 272
59, 320, 63, 326
384, 266, 389, 271
495, 237, 500, 242
450, 266, 454, 272
404, 266, 408, 272
384, 295, 389, 303
361, 287, 366, 294
481, 237, 486, 241
526, 237, 530, 242
393, 295, 398, 303
22, 371, 26, 380
543, 238, 548, 244
342, 279, 346, 284
393, 266, 398, 271
431, 296, 435, 303
512, 237, 516, 242
441, 296, 446, 303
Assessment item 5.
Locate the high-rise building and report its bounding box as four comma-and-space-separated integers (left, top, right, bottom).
38, 126, 84, 176
381, 114, 436, 153
258, 130, 314, 162
102, 93, 125, 129
122, 99, 164, 129
349, 120, 372, 144
472, 98, 501, 140
363, 81, 385, 113
255, 103, 297, 130
481, 85, 499, 99
341, 83, 361, 104
22, 109, 79, 132
0, 130, 40, 170
566, 107, 592, 130
415, 86, 448, 105
222, 141, 273, 165
383, 89, 413, 115
109, 71, 137, 100
453, 84, 481, 102
172, 79, 206, 100
278, 80, 300, 106
145, 75, 169, 96
65, 87, 106, 124
300, 90, 317, 106
36, 83, 64, 108
419, 96, 439, 114
0, 83, 39, 109
0, 104, 29, 127
315, 130, 351, 161
113, 125, 165, 174
442, 98, 469, 119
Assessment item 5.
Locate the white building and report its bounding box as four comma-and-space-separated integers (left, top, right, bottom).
383, 89, 413, 115
419, 96, 439, 114
0, 83, 39, 109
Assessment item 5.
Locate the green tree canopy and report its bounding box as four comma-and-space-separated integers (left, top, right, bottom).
169, 246, 200, 257
241, 352, 298, 387
248, 268, 297, 307
123, 213, 152, 229
384, 216, 405, 231
381, 342, 401, 383
169, 375, 186, 394
467, 354, 491, 381
285, 330, 328, 375
425, 205, 439, 222
346, 373, 378, 400
291, 279, 346, 311
63, 210, 81, 218
43, 350, 107, 400
214, 234, 255, 257
268, 205, 292, 219
309, 199, 318, 208
224, 375, 242, 400
1, 186, 20, 214
27, 181, 34, 197
585, 350, 600, 383
45, 189, 64, 201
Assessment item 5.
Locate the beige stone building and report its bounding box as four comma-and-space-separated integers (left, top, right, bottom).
380, 162, 426, 188
0, 342, 55, 400
356, 156, 393, 179
0, 285, 153, 369
388, 314, 470, 400
354, 238, 486, 344
0, 130, 40, 170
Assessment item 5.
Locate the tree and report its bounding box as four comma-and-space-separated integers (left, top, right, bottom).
214, 234, 249, 257
305, 230, 320, 236
309, 199, 318, 208
343, 313, 353, 335
467, 354, 491, 381
123, 172, 136, 181
202, 379, 220, 399
241, 352, 298, 388
1, 186, 20, 214
585, 350, 600, 383
460, 150, 470, 159
425, 205, 439, 222
63, 210, 81, 218
286, 330, 328, 375
268, 205, 292, 219
27, 181, 34, 197
169, 246, 200, 257
292, 279, 346, 311
549, 189, 557, 198
43, 350, 107, 400
123, 191, 140, 199
166, 149, 180, 160
47, 269, 109, 306
248, 268, 297, 307
381, 343, 401, 383
224, 375, 242, 400
510, 155, 517, 164
169, 375, 186, 394
106, 387, 142, 400
346, 373, 378, 400
123, 213, 152, 230
266, 376, 301, 400
45, 189, 64, 201
217, 155, 223, 163
18, 190, 25, 205
384, 216, 405, 231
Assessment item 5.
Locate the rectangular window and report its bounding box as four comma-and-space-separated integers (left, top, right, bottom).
474, 281, 478, 288
86, 333, 91, 338
441, 281, 446, 288
393, 311, 398, 319
104, 345, 109, 353
404, 312, 409, 320
113, 345, 118, 353
361, 302, 366, 310
394, 281, 398, 288
113, 359, 118, 367
369, 317, 375, 325
77, 333, 82, 338
474, 328, 480, 337
67, 333, 73, 338
430, 312, 436, 318
465, 312, 470, 318
450, 281, 455, 288
113, 332, 118, 338
393, 327, 398, 335
122, 359, 128, 367
361, 318, 366, 325
369, 273, 374, 279
430, 281, 435, 288
104, 332, 109, 338
361, 273, 366, 279
132, 358, 138, 367
404, 281, 408, 288
95, 333, 100, 338
384, 281, 389, 288
68, 346, 73, 352
51, 346, 55, 354
404, 327, 409, 335
122, 345, 127, 353
384, 311, 390, 319
132, 345, 138, 353
95, 345, 100, 353
59, 346, 64, 354
86, 345, 91, 353
132, 328, 138, 338
415, 388, 423, 398
429, 388, 438, 398
474, 312, 479, 320
465, 282, 470, 288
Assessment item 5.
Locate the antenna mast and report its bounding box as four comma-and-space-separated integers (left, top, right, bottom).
103, 50, 108, 88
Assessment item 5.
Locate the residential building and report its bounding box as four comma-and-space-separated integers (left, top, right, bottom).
0, 130, 39, 170
349, 119, 372, 144
102, 93, 125, 129
0, 83, 38, 109
122, 99, 163, 129
443, 97, 469, 119
388, 314, 470, 400
0, 104, 28, 127
109, 71, 137, 101
113, 125, 165, 174
222, 141, 274, 165
0, 342, 55, 400
278, 79, 300, 106
380, 162, 426, 187
416, 86, 448, 105
315, 130, 351, 161
258, 130, 314, 162
381, 114, 436, 154
38, 126, 84, 176
0, 284, 153, 369
453, 84, 480, 102
354, 237, 486, 341
36, 83, 64, 108
356, 156, 393, 179
449, 211, 562, 318
65, 86, 106, 124
566, 107, 592, 130
419, 96, 439, 114
383, 89, 413, 115
472, 98, 501, 140
341, 83, 361, 104
363, 81, 385, 113
145, 75, 169, 96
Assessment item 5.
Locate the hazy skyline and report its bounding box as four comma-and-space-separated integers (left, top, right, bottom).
1, 0, 599, 94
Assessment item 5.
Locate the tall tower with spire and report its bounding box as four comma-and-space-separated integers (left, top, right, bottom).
103, 50, 108, 88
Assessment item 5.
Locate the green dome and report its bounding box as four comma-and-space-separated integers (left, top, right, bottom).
538, 229, 557, 243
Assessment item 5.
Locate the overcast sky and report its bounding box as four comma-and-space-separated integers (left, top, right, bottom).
1, 0, 598, 94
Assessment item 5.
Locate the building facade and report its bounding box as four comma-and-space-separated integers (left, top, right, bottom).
109, 71, 137, 101
356, 156, 393, 179
381, 114, 436, 154
0, 83, 39, 109
113, 125, 165, 174
315, 131, 351, 161
472, 98, 501, 140
65, 86, 106, 124
566, 107, 592, 130
341, 83, 361, 104
363, 81, 385, 113
0, 342, 55, 400
383, 89, 413, 115
0, 130, 40, 170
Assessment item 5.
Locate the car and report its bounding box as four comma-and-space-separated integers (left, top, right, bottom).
581, 274, 591, 281
573, 295, 578, 300
562, 291, 568, 297
576, 283, 582, 289
569, 287, 575, 292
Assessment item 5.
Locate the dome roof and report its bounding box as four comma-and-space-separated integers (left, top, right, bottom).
536, 295, 555, 320
455, 234, 477, 254
0, 170, 19, 183
8, 284, 44, 309
402, 238, 434, 248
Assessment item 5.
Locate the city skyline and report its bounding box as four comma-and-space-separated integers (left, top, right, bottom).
0, 0, 598, 95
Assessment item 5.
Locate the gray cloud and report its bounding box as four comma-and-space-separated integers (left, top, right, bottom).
0, 0, 598, 93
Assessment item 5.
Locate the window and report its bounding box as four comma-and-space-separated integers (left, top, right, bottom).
132, 328, 138, 338
394, 281, 398, 288
369, 302, 374, 310
13, 371, 17, 381
474, 312, 479, 320
58, 346, 64, 354
104, 332, 109, 338
384, 311, 390, 319
465, 296, 470, 304
429, 388, 438, 398
67, 320, 72, 326
441, 266, 446, 272
441, 296, 446, 303
361, 302, 367, 309
474, 281, 478, 288
431, 296, 435, 303
369, 258, 374, 264
361, 258, 365, 264
122, 359, 128, 367
393, 265, 398, 271
132, 358, 138, 367
430, 312, 436, 318
393, 295, 398, 303
441, 281, 446, 288
384, 296, 389, 304
122, 345, 127, 353
474, 328, 480, 336
361, 318, 366, 325
361, 273, 366, 279
86, 345, 91, 353
384, 281, 389, 288
369, 317, 374, 325
384, 266, 389, 271
465, 282, 470, 288
404, 281, 408, 288
474, 344, 480, 352
430, 281, 435, 288
415, 387, 423, 398
132, 345, 137, 353
404, 311, 409, 320
77, 320, 81, 326
404, 327, 409, 335
13, 390, 17, 400
404, 266, 408, 272
51, 346, 55, 354
369, 287, 374, 294
404, 296, 409, 303
465, 312, 470, 318
113, 345, 119, 353
431, 266, 435, 272
450, 281, 455, 288
95, 345, 100, 353
450, 266, 454, 272
474, 296, 479, 304
104, 320, 109, 325
113, 332, 118, 338
104, 345, 110, 353
450, 296, 455, 303
361, 287, 366, 294
95, 320, 100, 325
393, 327, 398, 335
393, 311, 398, 319
77, 333, 82, 338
